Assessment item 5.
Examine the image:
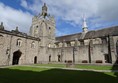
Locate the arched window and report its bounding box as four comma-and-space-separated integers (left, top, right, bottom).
16, 39, 22, 46
116, 40, 118, 55
48, 43, 51, 48
31, 41, 35, 48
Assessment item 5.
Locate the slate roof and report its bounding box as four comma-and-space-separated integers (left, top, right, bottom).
56, 33, 82, 42
56, 26, 118, 42
0, 29, 40, 41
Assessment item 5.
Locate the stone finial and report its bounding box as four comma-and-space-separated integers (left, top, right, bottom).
41, 3, 48, 18
1, 22, 3, 26
44, 3, 46, 6
15, 26, 19, 32
0, 22, 4, 30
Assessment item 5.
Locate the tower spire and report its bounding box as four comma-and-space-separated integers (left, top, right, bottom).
82, 14, 88, 33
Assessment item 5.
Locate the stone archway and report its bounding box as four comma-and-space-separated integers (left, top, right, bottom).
12, 50, 22, 65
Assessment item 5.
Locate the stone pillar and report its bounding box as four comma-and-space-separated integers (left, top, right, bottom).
109, 36, 116, 64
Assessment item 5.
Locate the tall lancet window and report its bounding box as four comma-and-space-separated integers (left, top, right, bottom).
34, 26, 39, 37
31, 41, 35, 48
16, 39, 22, 47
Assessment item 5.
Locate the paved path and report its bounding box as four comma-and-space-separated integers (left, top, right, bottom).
1, 65, 118, 72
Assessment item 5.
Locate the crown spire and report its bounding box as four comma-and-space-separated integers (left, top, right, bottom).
82, 14, 88, 33
41, 3, 48, 18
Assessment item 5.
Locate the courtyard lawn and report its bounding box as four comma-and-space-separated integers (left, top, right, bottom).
75, 64, 118, 70
0, 66, 118, 83
34, 64, 65, 67
34, 64, 118, 70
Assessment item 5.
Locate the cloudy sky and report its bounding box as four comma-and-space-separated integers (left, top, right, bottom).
0, 0, 118, 36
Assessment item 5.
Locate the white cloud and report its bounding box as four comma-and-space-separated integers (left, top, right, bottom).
56, 29, 65, 36
20, 0, 118, 28
97, 0, 118, 21
21, 0, 42, 14
20, 0, 28, 9
0, 2, 33, 33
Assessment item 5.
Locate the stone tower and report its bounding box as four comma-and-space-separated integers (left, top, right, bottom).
30, 3, 55, 47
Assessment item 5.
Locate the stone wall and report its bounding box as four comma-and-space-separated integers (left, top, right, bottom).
48, 43, 109, 64
91, 44, 108, 63
0, 32, 40, 66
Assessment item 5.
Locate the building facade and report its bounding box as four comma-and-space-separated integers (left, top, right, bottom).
0, 3, 118, 66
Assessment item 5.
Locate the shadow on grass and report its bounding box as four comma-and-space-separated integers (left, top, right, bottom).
0, 67, 118, 83
112, 57, 118, 78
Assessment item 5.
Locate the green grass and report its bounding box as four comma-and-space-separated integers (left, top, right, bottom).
0, 66, 118, 83
34, 64, 65, 67
34, 64, 118, 70
75, 65, 118, 70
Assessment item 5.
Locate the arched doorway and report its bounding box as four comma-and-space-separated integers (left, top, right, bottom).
34, 56, 37, 64
104, 54, 110, 63
58, 55, 61, 62
49, 55, 51, 62
12, 50, 22, 65
116, 40, 118, 56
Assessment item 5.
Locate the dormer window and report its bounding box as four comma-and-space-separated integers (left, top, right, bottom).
16, 39, 22, 46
